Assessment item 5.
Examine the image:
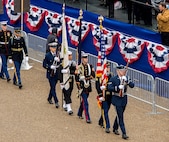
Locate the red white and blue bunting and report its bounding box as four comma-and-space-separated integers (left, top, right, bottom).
147, 42, 169, 73
66, 17, 90, 46
24, 5, 46, 31
5, 0, 21, 24
4, 3, 169, 73
45, 11, 62, 36
91, 24, 117, 55
118, 33, 146, 63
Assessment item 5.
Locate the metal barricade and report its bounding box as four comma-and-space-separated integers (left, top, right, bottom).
127, 67, 156, 113
155, 77, 169, 112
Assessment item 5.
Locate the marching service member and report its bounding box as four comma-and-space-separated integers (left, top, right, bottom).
75, 52, 95, 124
60, 51, 76, 115
107, 64, 134, 140
8, 27, 28, 89
0, 21, 12, 81
95, 62, 113, 133
43, 42, 60, 108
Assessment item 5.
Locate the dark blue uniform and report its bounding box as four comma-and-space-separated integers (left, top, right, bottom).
0, 29, 12, 80
95, 73, 113, 130
43, 51, 60, 106
107, 75, 134, 136
8, 35, 28, 88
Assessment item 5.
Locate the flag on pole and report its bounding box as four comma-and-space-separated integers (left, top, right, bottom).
60, 4, 69, 90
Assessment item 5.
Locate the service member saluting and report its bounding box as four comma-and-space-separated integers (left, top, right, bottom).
8, 27, 29, 89
107, 64, 134, 140
75, 52, 95, 123
43, 42, 60, 108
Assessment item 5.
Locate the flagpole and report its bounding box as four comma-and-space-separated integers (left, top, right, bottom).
98, 15, 106, 128
77, 9, 83, 65
21, 0, 24, 31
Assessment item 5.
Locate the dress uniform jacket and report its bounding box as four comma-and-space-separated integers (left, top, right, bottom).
8, 36, 28, 62
0, 30, 12, 55
76, 63, 95, 93
43, 51, 60, 79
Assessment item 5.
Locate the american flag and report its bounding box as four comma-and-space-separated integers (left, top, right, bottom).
96, 26, 108, 86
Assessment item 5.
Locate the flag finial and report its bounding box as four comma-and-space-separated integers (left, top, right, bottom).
78, 9, 83, 20
98, 15, 104, 29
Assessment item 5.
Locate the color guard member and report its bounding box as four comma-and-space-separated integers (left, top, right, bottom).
95, 62, 113, 133
76, 52, 95, 123
43, 42, 60, 108
107, 65, 134, 139
60, 51, 76, 115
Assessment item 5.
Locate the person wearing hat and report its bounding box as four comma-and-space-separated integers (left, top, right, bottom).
0, 21, 12, 81
107, 64, 134, 139
75, 52, 95, 123
95, 62, 113, 133
46, 27, 60, 53
60, 50, 77, 115
43, 42, 60, 108
8, 27, 29, 89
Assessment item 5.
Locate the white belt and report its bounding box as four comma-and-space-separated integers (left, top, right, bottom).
0, 42, 8, 44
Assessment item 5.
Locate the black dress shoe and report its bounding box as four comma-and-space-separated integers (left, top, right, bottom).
86, 120, 91, 124
98, 122, 104, 128
78, 115, 84, 119
105, 128, 110, 133
13, 81, 18, 86
68, 110, 73, 115
0, 76, 6, 80
113, 129, 120, 135
47, 99, 53, 104
18, 83, 22, 89
122, 134, 129, 139
55, 103, 59, 108
7, 78, 11, 82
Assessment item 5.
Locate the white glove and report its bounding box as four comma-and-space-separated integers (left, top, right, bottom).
50, 65, 56, 70
100, 85, 106, 90
119, 85, 124, 89
60, 83, 65, 90
79, 76, 85, 81
61, 69, 68, 74
25, 56, 29, 62
54, 56, 60, 62
99, 97, 105, 102
9, 59, 13, 64
122, 76, 127, 81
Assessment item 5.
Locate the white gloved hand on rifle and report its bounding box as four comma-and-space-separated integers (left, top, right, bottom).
54, 56, 60, 62
60, 83, 65, 90
61, 69, 68, 74
100, 85, 106, 90
79, 76, 85, 81
51, 65, 56, 70
9, 59, 13, 64
118, 84, 124, 89
99, 97, 105, 102
121, 76, 127, 81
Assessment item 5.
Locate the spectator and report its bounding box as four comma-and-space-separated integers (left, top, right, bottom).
157, 2, 169, 46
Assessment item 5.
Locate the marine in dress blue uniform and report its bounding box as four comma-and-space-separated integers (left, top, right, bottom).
95, 62, 113, 133
107, 65, 134, 139
75, 52, 95, 123
43, 42, 61, 108
8, 27, 28, 89
0, 21, 12, 81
